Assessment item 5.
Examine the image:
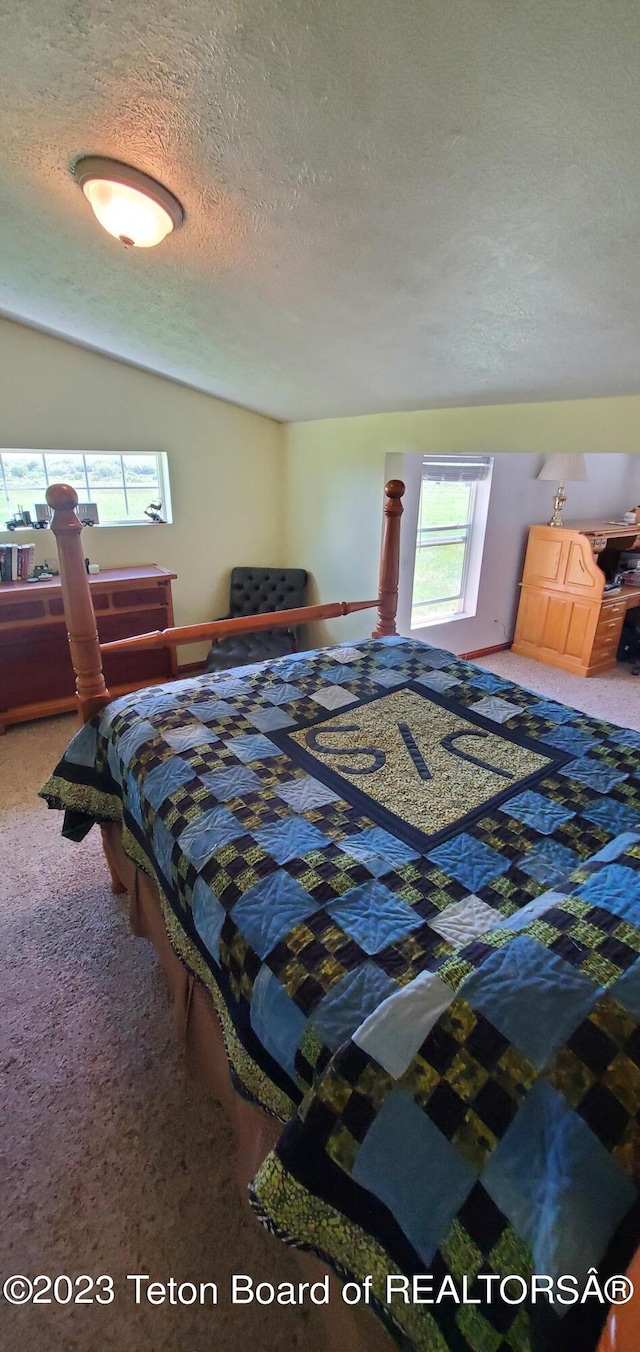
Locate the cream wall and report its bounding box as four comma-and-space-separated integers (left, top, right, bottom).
5, 315, 640, 663
0, 318, 284, 654
283, 402, 640, 649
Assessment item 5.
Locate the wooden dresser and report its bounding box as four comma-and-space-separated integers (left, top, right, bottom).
0, 565, 177, 732
512, 520, 640, 677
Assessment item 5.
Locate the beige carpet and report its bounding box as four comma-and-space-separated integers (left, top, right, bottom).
477, 649, 640, 731
0, 715, 322, 1352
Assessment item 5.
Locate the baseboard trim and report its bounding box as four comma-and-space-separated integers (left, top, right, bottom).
460, 642, 511, 660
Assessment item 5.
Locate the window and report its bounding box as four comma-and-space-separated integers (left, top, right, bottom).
410, 455, 493, 627
0, 451, 171, 527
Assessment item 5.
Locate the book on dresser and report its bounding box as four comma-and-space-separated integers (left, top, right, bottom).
0, 543, 35, 582
0, 564, 177, 733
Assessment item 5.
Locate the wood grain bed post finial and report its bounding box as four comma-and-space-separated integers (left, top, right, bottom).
373, 478, 404, 637
47, 483, 111, 725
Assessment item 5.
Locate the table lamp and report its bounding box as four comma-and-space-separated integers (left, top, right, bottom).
537, 453, 587, 526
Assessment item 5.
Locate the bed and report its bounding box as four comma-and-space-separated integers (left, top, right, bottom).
39, 481, 640, 1352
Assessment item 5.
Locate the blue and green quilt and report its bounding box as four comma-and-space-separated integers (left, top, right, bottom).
40, 637, 640, 1350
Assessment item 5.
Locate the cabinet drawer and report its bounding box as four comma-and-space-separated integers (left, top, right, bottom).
601, 600, 627, 620
112, 584, 170, 610
590, 651, 619, 672
0, 598, 47, 623
589, 644, 619, 666
97, 607, 169, 643
49, 591, 111, 616
595, 611, 624, 638
595, 624, 623, 649
591, 634, 621, 661
594, 615, 622, 640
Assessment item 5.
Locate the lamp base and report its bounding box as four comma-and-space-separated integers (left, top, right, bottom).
549, 482, 566, 527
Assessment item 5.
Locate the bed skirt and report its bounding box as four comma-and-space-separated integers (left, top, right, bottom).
100, 823, 393, 1352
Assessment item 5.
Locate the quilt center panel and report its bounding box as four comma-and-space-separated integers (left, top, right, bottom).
287, 686, 557, 844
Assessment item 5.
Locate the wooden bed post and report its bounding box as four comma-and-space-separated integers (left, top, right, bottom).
372, 479, 404, 637
47, 485, 124, 895
47, 483, 111, 724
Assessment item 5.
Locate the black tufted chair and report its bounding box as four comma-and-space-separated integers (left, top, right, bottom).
204, 566, 309, 673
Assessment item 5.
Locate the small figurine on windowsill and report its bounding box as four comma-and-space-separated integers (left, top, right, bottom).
5, 507, 32, 530
144, 500, 164, 523
27, 562, 58, 582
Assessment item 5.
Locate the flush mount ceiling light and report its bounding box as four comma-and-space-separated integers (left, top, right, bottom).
73, 156, 183, 248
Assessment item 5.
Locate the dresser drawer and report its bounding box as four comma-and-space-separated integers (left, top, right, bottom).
600, 599, 627, 621
595, 624, 623, 650
589, 647, 620, 673
112, 583, 170, 610
595, 610, 624, 640
594, 614, 623, 640
589, 643, 619, 665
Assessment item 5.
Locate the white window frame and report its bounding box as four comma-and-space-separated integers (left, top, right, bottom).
0, 451, 172, 529
412, 476, 479, 621
391, 453, 494, 636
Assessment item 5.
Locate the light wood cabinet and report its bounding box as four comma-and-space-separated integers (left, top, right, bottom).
512, 521, 640, 677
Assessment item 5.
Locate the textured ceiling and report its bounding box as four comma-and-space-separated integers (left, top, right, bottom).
3, 0, 640, 420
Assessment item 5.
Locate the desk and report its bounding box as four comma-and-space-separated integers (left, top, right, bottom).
0, 565, 177, 732
512, 520, 640, 677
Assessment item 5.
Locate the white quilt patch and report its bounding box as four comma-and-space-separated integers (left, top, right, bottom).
353, 972, 455, 1079
310, 684, 359, 710
427, 894, 501, 946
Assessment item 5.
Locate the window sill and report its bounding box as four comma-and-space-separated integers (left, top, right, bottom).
79, 519, 171, 529
410, 609, 476, 632
0, 519, 171, 538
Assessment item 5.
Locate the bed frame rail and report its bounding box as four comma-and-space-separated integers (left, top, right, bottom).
46, 479, 404, 725
98, 598, 379, 655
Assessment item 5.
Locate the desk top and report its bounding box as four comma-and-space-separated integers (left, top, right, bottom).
0, 564, 176, 603
613, 582, 640, 609
562, 518, 640, 543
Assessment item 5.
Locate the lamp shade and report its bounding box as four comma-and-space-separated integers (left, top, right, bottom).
537, 453, 587, 483
73, 157, 183, 248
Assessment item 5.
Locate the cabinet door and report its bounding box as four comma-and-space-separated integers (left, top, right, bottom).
539, 594, 572, 653
514, 588, 548, 647
523, 536, 565, 587
523, 529, 602, 596
514, 589, 599, 671
0, 621, 72, 707
98, 605, 174, 689
0, 581, 175, 716
564, 601, 596, 662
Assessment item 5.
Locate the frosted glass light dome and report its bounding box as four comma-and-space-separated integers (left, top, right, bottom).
74, 157, 183, 248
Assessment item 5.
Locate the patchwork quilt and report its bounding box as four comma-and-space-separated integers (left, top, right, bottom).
40, 637, 640, 1350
